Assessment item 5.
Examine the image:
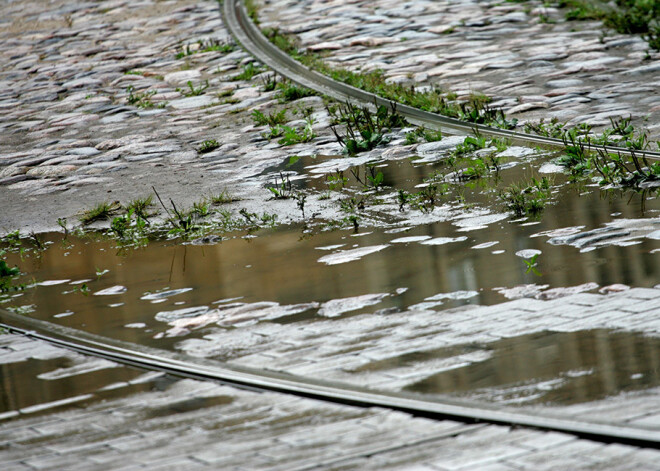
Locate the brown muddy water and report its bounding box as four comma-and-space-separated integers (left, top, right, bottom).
403, 329, 660, 405
2, 152, 660, 411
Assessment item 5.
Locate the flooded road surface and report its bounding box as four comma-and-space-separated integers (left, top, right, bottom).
2, 150, 660, 408
5, 183, 659, 343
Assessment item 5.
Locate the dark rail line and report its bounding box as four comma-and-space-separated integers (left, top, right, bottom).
223, 0, 660, 159
1, 309, 659, 449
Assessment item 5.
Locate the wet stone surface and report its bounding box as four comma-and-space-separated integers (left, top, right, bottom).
256, 0, 660, 139
2, 333, 660, 470
1, 0, 660, 468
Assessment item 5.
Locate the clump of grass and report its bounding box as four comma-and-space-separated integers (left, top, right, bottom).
231, 63, 264, 81
176, 38, 234, 59
268, 172, 294, 199
176, 80, 209, 97
405, 126, 443, 144
197, 139, 220, 154
79, 201, 121, 225
328, 102, 407, 156
276, 81, 317, 102
524, 117, 568, 138
499, 177, 552, 218
397, 184, 449, 213
126, 86, 158, 109
252, 108, 287, 126
558, 0, 660, 50
593, 149, 660, 188
277, 119, 316, 146
125, 195, 155, 219
109, 208, 149, 244
208, 190, 239, 205
452, 135, 489, 157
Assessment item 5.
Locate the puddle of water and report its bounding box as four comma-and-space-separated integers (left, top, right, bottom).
403, 329, 660, 405
2, 179, 659, 349
0, 355, 156, 415
1, 144, 660, 407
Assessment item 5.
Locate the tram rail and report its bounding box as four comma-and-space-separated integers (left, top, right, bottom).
223, 0, 660, 159
2, 308, 659, 449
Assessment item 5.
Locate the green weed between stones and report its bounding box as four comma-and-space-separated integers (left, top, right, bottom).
231, 63, 265, 81
328, 102, 406, 156
177, 80, 209, 97
252, 108, 287, 126
547, 0, 660, 50
499, 177, 552, 218
175, 38, 234, 59
197, 139, 220, 153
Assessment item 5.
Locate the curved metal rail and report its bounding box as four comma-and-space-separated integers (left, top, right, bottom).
223, 0, 660, 159
2, 308, 659, 449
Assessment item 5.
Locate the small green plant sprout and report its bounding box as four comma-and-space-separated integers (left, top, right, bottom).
0, 260, 19, 278
523, 253, 541, 275
2, 230, 21, 250
261, 73, 279, 92
192, 200, 210, 217
295, 192, 307, 218
126, 195, 155, 220
329, 102, 406, 156
251, 108, 287, 127
326, 171, 348, 191
109, 208, 148, 244
276, 81, 317, 102
175, 38, 234, 59
262, 124, 285, 140
79, 201, 121, 225
231, 62, 264, 81
499, 177, 552, 218
176, 80, 209, 97
491, 137, 510, 153
151, 186, 195, 235
557, 130, 591, 178
197, 139, 220, 154
124, 70, 144, 76
208, 190, 238, 205
126, 85, 157, 109
524, 117, 567, 139
57, 217, 68, 235
405, 126, 443, 144
452, 134, 488, 157
367, 167, 385, 189
268, 172, 294, 199
459, 158, 489, 180
277, 119, 316, 146
592, 149, 660, 188
29, 232, 44, 251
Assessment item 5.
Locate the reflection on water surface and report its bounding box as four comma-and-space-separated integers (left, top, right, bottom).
1, 153, 659, 408
404, 330, 660, 405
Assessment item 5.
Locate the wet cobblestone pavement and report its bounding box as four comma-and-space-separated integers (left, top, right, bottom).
3, 333, 660, 470
257, 0, 660, 139
2, 0, 660, 468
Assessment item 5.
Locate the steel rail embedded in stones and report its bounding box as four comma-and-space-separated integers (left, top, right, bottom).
2, 308, 660, 449
223, 0, 660, 160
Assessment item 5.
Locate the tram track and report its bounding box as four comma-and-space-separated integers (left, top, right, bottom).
223, 0, 660, 160
2, 307, 659, 449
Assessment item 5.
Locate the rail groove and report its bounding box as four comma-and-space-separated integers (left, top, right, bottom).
223, 0, 660, 159
1, 309, 659, 449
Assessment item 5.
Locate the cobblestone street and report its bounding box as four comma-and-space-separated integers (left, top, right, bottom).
1, 0, 660, 468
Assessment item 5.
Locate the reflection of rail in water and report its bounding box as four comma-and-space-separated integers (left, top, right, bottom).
223, 0, 660, 159
1, 308, 659, 449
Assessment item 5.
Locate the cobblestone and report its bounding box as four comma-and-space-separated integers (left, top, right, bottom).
256, 0, 660, 139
